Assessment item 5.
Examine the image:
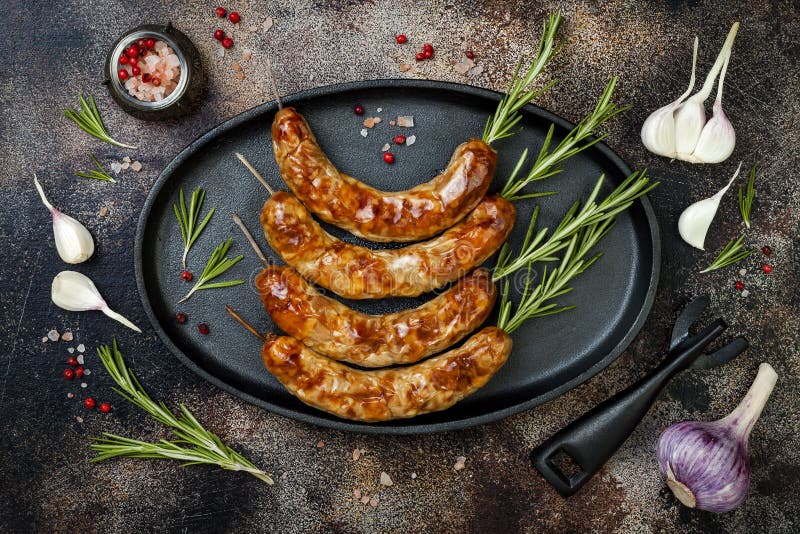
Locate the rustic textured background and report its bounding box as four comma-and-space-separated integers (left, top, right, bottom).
1, 1, 798, 532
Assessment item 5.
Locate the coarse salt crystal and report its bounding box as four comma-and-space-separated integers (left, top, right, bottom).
352, 449, 361, 461
76, 354, 84, 365
399, 63, 413, 72
360, 495, 370, 504
469, 64, 484, 77
353, 488, 362, 499
262, 16, 274, 31
242, 49, 253, 61
76, 416, 84, 423
741, 289, 750, 298
382, 143, 390, 152
47, 330, 60, 342
67, 347, 75, 354
131, 161, 142, 172
81, 382, 88, 388
454, 58, 475, 75
369, 495, 379, 508
411, 472, 417, 479
111, 162, 123, 174
363, 117, 376, 128
397, 116, 414, 127
373, 117, 382, 124
316, 440, 325, 448
84, 369, 91, 375
406, 135, 416, 146
380, 472, 393, 486
166, 54, 180, 68
62, 332, 73, 342
67, 392, 74, 399
360, 129, 368, 138
377, 107, 382, 113
121, 161, 130, 170
454, 456, 466, 471
389, 120, 396, 126
122, 156, 131, 163
739, 269, 747, 276
77, 344, 85, 353
42, 336, 48, 343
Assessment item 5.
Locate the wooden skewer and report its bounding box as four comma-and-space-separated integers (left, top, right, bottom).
232, 213, 269, 267
264, 55, 283, 110
235, 152, 274, 195
225, 305, 265, 341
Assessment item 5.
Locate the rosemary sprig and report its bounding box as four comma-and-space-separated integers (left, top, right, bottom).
500, 78, 628, 201
64, 95, 137, 149
738, 165, 756, 228
178, 238, 244, 303
91, 340, 272, 484
482, 13, 563, 146
493, 170, 658, 281
700, 235, 754, 273
173, 187, 215, 269
75, 153, 116, 183
497, 218, 615, 334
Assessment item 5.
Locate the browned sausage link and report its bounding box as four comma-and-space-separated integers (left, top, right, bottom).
261, 327, 512, 422
256, 266, 497, 367
260, 191, 515, 299
271, 107, 497, 243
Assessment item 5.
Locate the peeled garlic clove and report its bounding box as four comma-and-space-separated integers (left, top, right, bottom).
678, 163, 741, 249
641, 38, 699, 158
691, 51, 735, 163
52, 271, 142, 333
673, 100, 707, 159
34, 175, 95, 264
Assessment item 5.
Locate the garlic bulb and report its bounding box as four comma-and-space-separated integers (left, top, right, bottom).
34, 175, 95, 264
52, 271, 142, 333
657, 363, 778, 513
678, 162, 741, 249
641, 22, 739, 163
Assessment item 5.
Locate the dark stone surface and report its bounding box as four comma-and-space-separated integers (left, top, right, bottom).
1, 1, 798, 532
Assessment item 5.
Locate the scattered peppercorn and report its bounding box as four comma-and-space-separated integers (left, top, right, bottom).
423, 49, 433, 59
75, 367, 84, 378
84, 397, 96, 409
466, 50, 475, 59
762, 264, 772, 273
229, 11, 240, 23
214, 29, 224, 40
180, 270, 193, 282
423, 43, 433, 52
118, 69, 129, 81
222, 37, 234, 49
99, 403, 112, 413
137, 39, 147, 49
735, 281, 744, 291
396, 34, 407, 44
175, 312, 187, 324
198, 323, 210, 335
383, 152, 395, 164
66, 356, 79, 367
393, 134, 406, 145
416, 52, 425, 62
119, 54, 129, 65
142, 73, 152, 83
131, 65, 141, 76
145, 38, 156, 48
127, 46, 139, 59
215, 6, 227, 17
152, 77, 161, 86
762, 245, 772, 256
354, 104, 365, 115
63, 369, 75, 380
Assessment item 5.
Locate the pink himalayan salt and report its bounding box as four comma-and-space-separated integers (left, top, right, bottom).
123, 40, 181, 102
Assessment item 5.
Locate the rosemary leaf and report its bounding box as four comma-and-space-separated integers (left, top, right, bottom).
173, 187, 216, 269
75, 153, 116, 183
91, 341, 272, 484
737, 165, 757, 228
178, 238, 244, 303
701, 235, 754, 273
500, 78, 628, 201
482, 13, 562, 146
493, 170, 658, 281
64, 95, 137, 149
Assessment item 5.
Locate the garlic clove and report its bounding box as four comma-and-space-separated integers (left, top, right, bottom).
34, 175, 95, 264
677, 162, 741, 249
691, 51, 735, 164
52, 271, 142, 333
641, 37, 699, 158
673, 100, 707, 159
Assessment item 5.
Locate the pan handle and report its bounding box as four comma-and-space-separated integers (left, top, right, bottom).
531, 319, 726, 497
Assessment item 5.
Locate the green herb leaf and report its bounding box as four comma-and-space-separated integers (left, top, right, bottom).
493, 170, 658, 281
178, 238, 244, 303
701, 235, 754, 273
500, 78, 628, 201
738, 165, 757, 228
64, 95, 137, 149
91, 341, 272, 484
173, 187, 216, 269
74, 153, 116, 183
482, 13, 563, 146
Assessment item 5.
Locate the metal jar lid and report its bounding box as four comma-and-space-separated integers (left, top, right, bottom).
104, 23, 205, 120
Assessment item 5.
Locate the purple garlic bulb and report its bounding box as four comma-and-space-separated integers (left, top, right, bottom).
657, 363, 777, 513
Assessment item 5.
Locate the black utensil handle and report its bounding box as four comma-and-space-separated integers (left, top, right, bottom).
532, 319, 726, 497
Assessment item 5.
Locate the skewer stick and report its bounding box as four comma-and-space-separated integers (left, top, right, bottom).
264, 55, 283, 110
225, 305, 265, 341
235, 152, 274, 195
232, 213, 269, 267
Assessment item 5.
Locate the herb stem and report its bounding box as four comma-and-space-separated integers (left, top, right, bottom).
701, 235, 754, 273
64, 95, 137, 149
173, 187, 215, 269
738, 165, 756, 228
178, 238, 244, 303
75, 153, 116, 183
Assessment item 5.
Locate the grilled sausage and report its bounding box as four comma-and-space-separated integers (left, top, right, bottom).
271, 107, 497, 243
260, 191, 515, 299
261, 327, 512, 422
256, 266, 497, 367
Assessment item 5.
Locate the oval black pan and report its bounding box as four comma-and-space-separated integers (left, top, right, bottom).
135, 79, 660, 435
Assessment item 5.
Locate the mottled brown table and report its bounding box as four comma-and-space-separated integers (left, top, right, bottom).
2, 1, 798, 532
